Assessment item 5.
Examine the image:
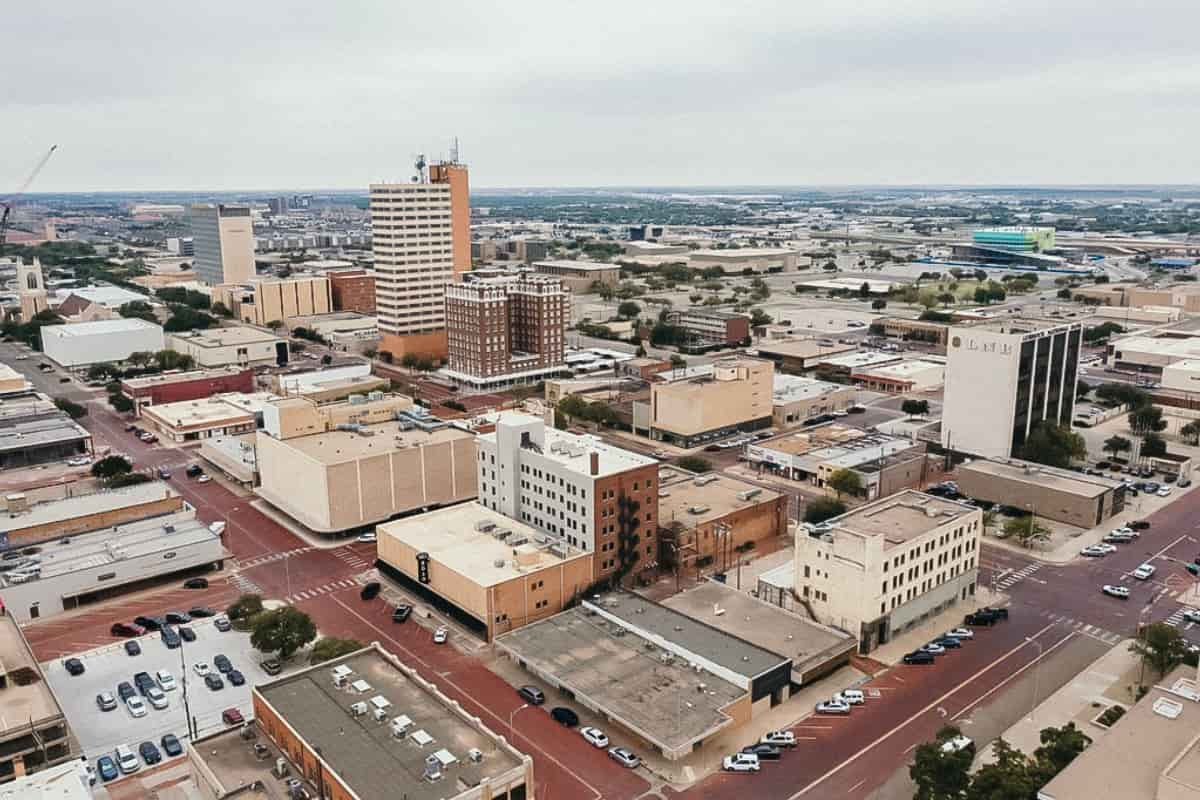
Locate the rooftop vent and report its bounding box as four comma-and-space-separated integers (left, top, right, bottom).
737, 488, 762, 501
688, 505, 710, 515
693, 475, 718, 486
1154, 697, 1184, 719
474, 520, 496, 533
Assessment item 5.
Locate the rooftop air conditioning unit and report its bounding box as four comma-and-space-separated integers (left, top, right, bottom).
350, 702, 368, 717
374, 707, 387, 722
688, 505, 710, 515
493, 559, 505, 568
424, 754, 442, 782
736, 488, 762, 501
273, 757, 289, 778
694, 475, 718, 486
467, 748, 483, 763
474, 520, 496, 533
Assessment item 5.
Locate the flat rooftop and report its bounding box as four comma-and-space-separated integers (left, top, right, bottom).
830, 490, 977, 549
0, 614, 64, 732
142, 393, 275, 428
532, 259, 619, 272
169, 326, 284, 348
189, 725, 295, 800
256, 647, 525, 800
121, 366, 249, 389
495, 606, 744, 753
1039, 668, 1200, 800
954, 318, 1076, 336
691, 247, 796, 258
657, 469, 780, 528
378, 503, 586, 587
852, 358, 946, 378
39, 317, 161, 338
1112, 334, 1200, 358
754, 339, 856, 360
751, 424, 868, 456
272, 420, 472, 465
485, 413, 657, 478
0, 397, 90, 454
0, 482, 179, 535
662, 582, 854, 677
678, 309, 750, 321
816, 351, 902, 370
960, 459, 1120, 498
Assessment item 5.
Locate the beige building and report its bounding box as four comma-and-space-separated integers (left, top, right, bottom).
955, 459, 1125, 528
0, 614, 77, 783
213, 274, 332, 326
1038, 666, 1200, 800
189, 203, 256, 286
139, 391, 278, 443
1092, 305, 1182, 325
643, 357, 774, 447
753, 339, 857, 373
377, 502, 594, 640
532, 259, 621, 291
876, 317, 950, 349
167, 326, 289, 367
1110, 331, 1200, 374
0, 363, 31, 395
0, 481, 184, 548
796, 490, 981, 652
689, 247, 801, 274
852, 358, 946, 393
255, 395, 476, 533
772, 374, 857, 427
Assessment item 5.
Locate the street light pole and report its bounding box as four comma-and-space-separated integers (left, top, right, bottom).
1026, 636, 1044, 723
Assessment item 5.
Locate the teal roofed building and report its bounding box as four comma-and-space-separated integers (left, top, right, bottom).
972, 227, 1056, 253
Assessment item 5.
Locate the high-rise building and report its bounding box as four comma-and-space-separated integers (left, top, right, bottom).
476, 413, 660, 584
370, 158, 470, 360
941, 319, 1082, 459
444, 272, 568, 389
189, 203, 256, 286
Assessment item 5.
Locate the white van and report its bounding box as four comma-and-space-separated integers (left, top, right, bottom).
115, 744, 140, 774
835, 689, 866, 705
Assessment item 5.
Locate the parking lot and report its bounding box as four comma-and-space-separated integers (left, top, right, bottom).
41, 617, 290, 770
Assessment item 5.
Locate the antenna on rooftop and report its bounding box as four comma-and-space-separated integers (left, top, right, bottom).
412, 153, 427, 183
449, 137, 460, 164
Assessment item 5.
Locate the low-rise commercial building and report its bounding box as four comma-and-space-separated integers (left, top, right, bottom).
1163, 359, 1200, 395
0, 507, 227, 622
139, 391, 278, 443
796, 490, 981, 653
657, 469, 787, 574
772, 374, 857, 427
666, 309, 751, 348
532, 259, 621, 292
0, 481, 184, 548
0, 614, 77, 783
689, 247, 801, 274
0, 391, 91, 470
120, 366, 255, 414
40, 318, 165, 368
618, 357, 671, 380
377, 502, 593, 640
753, 339, 856, 373
255, 395, 476, 533
812, 350, 902, 380
955, 459, 1125, 528
0, 364, 31, 395
643, 357, 774, 447
876, 317, 951, 348
1109, 332, 1200, 374
167, 327, 289, 367
190, 644, 532, 800
852, 358, 946, 393
0, 760, 89, 797
288, 311, 379, 351
1092, 305, 1182, 325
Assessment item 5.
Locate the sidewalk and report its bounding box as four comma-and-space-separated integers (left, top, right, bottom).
973, 638, 1141, 766
871, 585, 1008, 666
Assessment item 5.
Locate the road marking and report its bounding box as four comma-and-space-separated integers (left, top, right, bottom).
951, 630, 1075, 721
788, 622, 1056, 799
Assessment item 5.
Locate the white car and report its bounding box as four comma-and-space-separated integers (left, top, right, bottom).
433, 626, 448, 644
1102, 584, 1131, 599
946, 628, 974, 640
356, 533, 377, 543
145, 686, 168, 710
66, 456, 90, 467
940, 734, 974, 754
115, 745, 140, 774
761, 730, 796, 748
608, 747, 640, 769
921, 642, 946, 656
13, 355, 26, 361
815, 699, 851, 715
1183, 609, 1200, 624
722, 752, 761, 772
1111, 526, 1134, 537
125, 696, 147, 718
193, 662, 211, 677
835, 689, 866, 706
208, 521, 227, 536
1096, 543, 1118, 554
1080, 545, 1109, 558
1158, 487, 1172, 497
197, 474, 212, 483
1133, 563, 1157, 580
156, 669, 176, 692
580, 726, 609, 748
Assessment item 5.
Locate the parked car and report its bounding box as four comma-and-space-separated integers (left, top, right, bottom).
941, 735, 975, 755
934, 636, 962, 649
214, 615, 231, 632
815, 699, 851, 715
164, 611, 191, 625
160, 626, 181, 649
723, 752, 761, 772
228, 670, 245, 687
920, 642, 946, 656
608, 747, 640, 769
356, 532, 377, 543
188, 606, 216, 617
161, 733, 183, 757
205, 673, 225, 691
580, 726, 609, 748
186, 464, 204, 478
96, 692, 118, 712
551, 707, 579, 727
213, 654, 232, 673
761, 730, 797, 748
134, 615, 164, 631
193, 662, 211, 677
1129, 520, 1152, 530
1102, 584, 1131, 600
183, 577, 209, 590
946, 627, 974, 640
903, 651, 936, 665
1133, 563, 1157, 580
133, 671, 156, 695
64, 657, 85, 676
196, 474, 212, 483
1080, 545, 1109, 557
156, 669, 177, 692
741, 743, 782, 760
392, 604, 412, 623
178, 626, 196, 642
222, 708, 244, 725
126, 696, 147, 718
111, 622, 144, 638
517, 686, 545, 705
97, 755, 119, 782
360, 582, 382, 601
145, 687, 168, 710
433, 626, 449, 644
835, 689, 866, 705
66, 456, 90, 467
124, 640, 141, 656
117, 682, 136, 702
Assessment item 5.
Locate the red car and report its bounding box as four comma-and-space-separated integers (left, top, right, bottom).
110, 622, 145, 637
222, 708, 245, 725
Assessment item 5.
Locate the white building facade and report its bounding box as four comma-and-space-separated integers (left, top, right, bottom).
40, 318, 165, 368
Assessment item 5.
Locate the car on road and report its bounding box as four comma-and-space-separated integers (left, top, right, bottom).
228, 670, 245, 687
723, 752, 761, 772
608, 747, 640, 769
222, 708, 244, 725
179, 626, 196, 642
741, 743, 783, 761
145, 687, 168, 710
63, 657, 85, 676
963, 612, 994, 626
1096, 543, 1118, 554
214, 654, 232, 673
205, 673, 225, 691
97, 755, 119, 782
126, 695, 147, 718
1184, 609, 1200, 624
1130, 520, 1152, 530
139, 432, 158, 443
161, 733, 183, 757
941, 735, 975, 755
762, 730, 796, 748
66, 456, 90, 467
156, 669, 177, 691
194, 662, 211, 677
903, 651, 936, 665
433, 626, 448, 644
934, 636, 962, 649
139, 741, 162, 765
183, 577, 209, 590
920, 642, 946, 656
188, 606, 216, 617
111, 622, 144, 637
551, 707, 579, 727
580, 726, 609, 748
96, 692, 118, 711
835, 689, 866, 705
1080, 545, 1110, 557
196, 473, 212, 483
124, 640, 141, 656
1158, 487, 1173, 497
1102, 584, 1131, 600
946, 627, 974, 640
360, 582, 382, 600
815, 699, 851, 715
1133, 563, 1157, 580
392, 604, 412, 623
517, 686, 545, 705
157, 467, 171, 479
356, 532, 377, 543
214, 615, 231, 632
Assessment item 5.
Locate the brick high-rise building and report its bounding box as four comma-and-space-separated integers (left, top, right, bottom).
444, 272, 568, 389
370, 157, 470, 361
328, 269, 376, 314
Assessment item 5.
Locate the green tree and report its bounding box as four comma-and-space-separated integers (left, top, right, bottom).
804, 497, 847, 524
1181, 420, 1200, 446
676, 456, 713, 473
669, 354, 687, 369
91, 455, 132, 479
53, 397, 87, 419
163, 306, 217, 332
827, 468, 863, 499
558, 395, 587, 422
859, 282, 872, 299
902, 399, 930, 417
1103, 435, 1131, 459
910, 725, 972, 800
1130, 622, 1187, 681
1016, 422, 1086, 469
118, 300, 157, 323
872, 299, 887, 310
87, 362, 117, 381
938, 292, 956, 307
309, 637, 365, 665
617, 301, 640, 319
749, 307, 773, 327
1141, 432, 1168, 458
250, 606, 317, 660
107, 392, 134, 413
226, 593, 265, 623
1004, 515, 1051, 549
966, 738, 1036, 800
1129, 405, 1167, 436
266, 319, 284, 330
153, 349, 195, 371
1031, 723, 1091, 784
1096, 382, 1149, 408
210, 301, 233, 318
974, 286, 991, 305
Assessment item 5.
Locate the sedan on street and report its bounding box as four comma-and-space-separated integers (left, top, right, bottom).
1102, 584, 1131, 600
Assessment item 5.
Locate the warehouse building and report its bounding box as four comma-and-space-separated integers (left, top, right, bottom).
0, 391, 92, 470
689, 247, 801, 274
752, 339, 856, 373
167, 327, 289, 367
120, 366, 255, 415
0, 481, 184, 549
532, 259, 621, 291
40, 318, 165, 368
955, 459, 1125, 528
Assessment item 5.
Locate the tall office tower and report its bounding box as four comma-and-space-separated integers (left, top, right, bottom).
941, 319, 1082, 459
444, 272, 568, 388
189, 203, 256, 286
370, 157, 470, 360
16, 257, 48, 321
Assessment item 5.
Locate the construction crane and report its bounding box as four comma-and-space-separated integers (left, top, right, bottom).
0, 145, 58, 247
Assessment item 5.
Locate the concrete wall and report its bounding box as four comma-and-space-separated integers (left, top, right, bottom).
955, 466, 1113, 528
651, 360, 773, 440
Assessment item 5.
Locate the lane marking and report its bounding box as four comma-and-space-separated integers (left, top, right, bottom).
951, 630, 1075, 721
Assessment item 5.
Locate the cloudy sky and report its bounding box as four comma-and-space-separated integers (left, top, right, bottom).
4, 0, 1198, 191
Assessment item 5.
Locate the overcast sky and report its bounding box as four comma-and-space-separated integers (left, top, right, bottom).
4, 0, 1198, 192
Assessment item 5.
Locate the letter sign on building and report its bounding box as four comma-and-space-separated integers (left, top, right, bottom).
417, 552, 430, 584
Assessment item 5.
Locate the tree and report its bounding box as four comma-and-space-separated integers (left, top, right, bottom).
266, 320, 284, 330
250, 606, 317, 660
227, 593, 264, 622
321, 354, 333, 365
54, 398, 86, 419
635, 343, 647, 357
676, 456, 713, 473
1129, 405, 1167, 436
910, 726, 972, 800
1141, 432, 1168, 458
210, 301, 233, 318
1017, 422, 1086, 469
938, 292, 956, 307
974, 286, 991, 305
872, 299, 887, 310
1182, 420, 1200, 446
1004, 515, 1051, 549
118, 300, 157, 323
902, 399, 930, 417
558, 395, 587, 422
966, 738, 1036, 800
154, 349, 195, 371
309, 637, 365, 665
1096, 382, 1149, 408
617, 301, 640, 319
827, 468, 863, 499
804, 497, 847, 524
1130, 622, 1187, 681
163, 306, 217, 332
91, 455, 132, 479
107, 392, 134, 413
669, 354, 687, 369
1103, 435, 1131, 459
1076, 379, 1091, 398
859, 282, 871, 299
1031, 723, 1091, 783
749, 308, 773, 327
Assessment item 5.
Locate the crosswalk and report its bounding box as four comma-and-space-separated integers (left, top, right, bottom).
1039, 611, 1122, 644
229, 573, 262, 594
235, 547, 314, 571
285, 577, 364, 605
996, 563, 1041, 591
332, 548, 373, 572
1164, 607, 1196, 627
